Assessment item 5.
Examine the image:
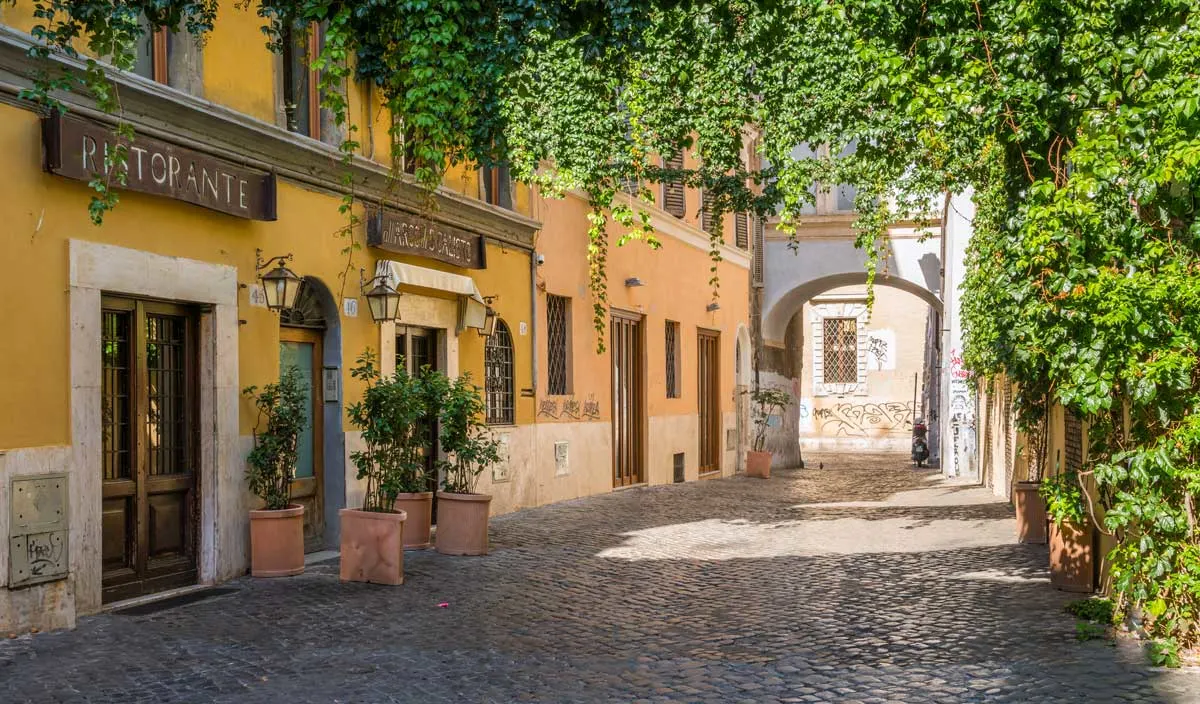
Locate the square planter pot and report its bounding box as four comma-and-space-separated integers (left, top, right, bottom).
1013, 482, 1048, 545
1050, 519, 1094, 593
339, 508, 406, 585
745, 451, 772, 479
393, 492, 434, 549
249, 504, 305, 577
435, 492, 492, 556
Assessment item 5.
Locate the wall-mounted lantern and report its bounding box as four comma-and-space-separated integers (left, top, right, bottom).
360, 268, 402, 323
478, 296, 499, 337
706, 302, 721, 312
624, 277, 645, 287
256, 249, 303, 312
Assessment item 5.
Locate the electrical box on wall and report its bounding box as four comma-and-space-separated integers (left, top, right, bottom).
9, 474, 69, 588
554, 441, 569, 476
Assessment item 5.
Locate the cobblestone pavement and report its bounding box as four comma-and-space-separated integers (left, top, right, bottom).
3, 453, 1199, 703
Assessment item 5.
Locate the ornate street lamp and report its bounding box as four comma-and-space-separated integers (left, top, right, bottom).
256, 249, 303, 312
478, 296, 499, 337
360, 268, 402, 323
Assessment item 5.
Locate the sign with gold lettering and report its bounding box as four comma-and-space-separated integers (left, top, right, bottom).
366, 207, 487, 269
41, 113, 277, 221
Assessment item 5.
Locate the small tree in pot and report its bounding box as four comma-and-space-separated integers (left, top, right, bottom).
244, 366, 308, 577
1041, 469, 1095, 593
745, 386, 791, 479
341, 350, 427, 584
435, 373, 503, 555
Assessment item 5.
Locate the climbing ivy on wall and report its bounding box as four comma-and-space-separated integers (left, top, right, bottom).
16, 1, 1200, 656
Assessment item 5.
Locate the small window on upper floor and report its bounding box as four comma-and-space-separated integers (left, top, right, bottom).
661, 153, 686, 218
282, 21, 321, 140
131, 17, 168, 84
481, 163, 513, 210
735, 213, 749, 249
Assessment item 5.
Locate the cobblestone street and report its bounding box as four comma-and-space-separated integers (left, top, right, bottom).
2, 454, 1196, 703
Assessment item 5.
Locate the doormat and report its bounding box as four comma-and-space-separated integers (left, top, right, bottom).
112, 588, 239, 616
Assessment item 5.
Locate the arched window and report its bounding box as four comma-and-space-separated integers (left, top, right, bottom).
485, 319, 515, 425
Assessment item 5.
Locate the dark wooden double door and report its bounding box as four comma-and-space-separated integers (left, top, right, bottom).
611, 310, 646, 487
101, 296, 199, 603
697, 329, 721, 474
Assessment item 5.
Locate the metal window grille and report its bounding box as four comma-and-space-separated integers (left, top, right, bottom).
735, 213, 749, 249
662, 154, 686, 218
1064, 411, 1084, 473
547, 295, 570, 395
146, 314, 189, 476
665, 321, 680, 398
102, 310, 132, 480
485, 319, 515, 425
752, 216, 765, 286
822, 317, 858, 384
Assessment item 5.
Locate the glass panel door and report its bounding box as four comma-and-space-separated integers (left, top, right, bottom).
279, 341, 316, 479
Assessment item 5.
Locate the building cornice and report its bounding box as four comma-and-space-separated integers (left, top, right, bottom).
765, 213, 942, 241
564, 189, 752, 270
0, 26, 540, 251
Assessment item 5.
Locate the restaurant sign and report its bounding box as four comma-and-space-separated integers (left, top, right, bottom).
366, 207, 487, 269
42, 113, 277, 221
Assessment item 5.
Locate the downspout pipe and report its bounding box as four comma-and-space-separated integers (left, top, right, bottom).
530, 247, 539, 397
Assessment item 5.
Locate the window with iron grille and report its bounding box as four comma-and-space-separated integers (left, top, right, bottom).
665, 320, 681, 398
485, 319, 515, 425
735, 213, 749, 249
822, 317, 858, 384
662, 154, 686, 218
752, 216, 765, 285
1064, 411, 1084, 473
546, 295, 571, 395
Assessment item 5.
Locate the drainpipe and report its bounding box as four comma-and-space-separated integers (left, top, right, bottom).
530, 248, 539, 396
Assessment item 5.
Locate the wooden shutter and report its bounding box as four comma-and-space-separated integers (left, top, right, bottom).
752, 216, 765, 286
735, 213, 749, 249
661, 154, 686, 218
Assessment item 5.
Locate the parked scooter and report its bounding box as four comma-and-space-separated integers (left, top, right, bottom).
911, 418, 930, 467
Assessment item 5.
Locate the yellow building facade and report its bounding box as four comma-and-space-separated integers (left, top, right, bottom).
0, 3, 753, 633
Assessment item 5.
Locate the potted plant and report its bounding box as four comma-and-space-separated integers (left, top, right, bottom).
341, 350, 423, 585
243, 366, 308, 577
745, 386, 791, 479
1041, 471, 1094, 593
435, 374, 503, 555
389, 366, 447, 549
1013, 419, 1049, 544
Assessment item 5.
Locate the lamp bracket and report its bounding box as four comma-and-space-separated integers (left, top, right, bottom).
255, 248, 294, 272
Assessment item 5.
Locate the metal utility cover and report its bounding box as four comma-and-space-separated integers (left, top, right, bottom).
10, 474, 69, 587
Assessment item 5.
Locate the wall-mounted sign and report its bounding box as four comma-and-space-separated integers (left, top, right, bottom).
323, 366, 340, 403
42, 113, 277, 221
366, 207, 487, 269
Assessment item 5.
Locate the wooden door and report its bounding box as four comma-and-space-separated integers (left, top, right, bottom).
698, 329, 721, 474
279, 328, 324, 552
611, 310, 645, 487
101, 297, 199, 603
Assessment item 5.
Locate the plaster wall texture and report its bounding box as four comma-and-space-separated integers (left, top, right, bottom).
941, 192, 979, 480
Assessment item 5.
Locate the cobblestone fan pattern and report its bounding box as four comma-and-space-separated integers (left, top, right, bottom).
2, 453, 1198, 703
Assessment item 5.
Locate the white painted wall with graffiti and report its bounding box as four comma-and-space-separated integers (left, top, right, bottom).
798, 285, 940, 450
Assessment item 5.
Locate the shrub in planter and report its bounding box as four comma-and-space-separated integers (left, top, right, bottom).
744, 387, 791, 479
341, 350, 428, 584
435, 374, 502, 556
1042, 472, 1095, 593
243, 366, 308, 577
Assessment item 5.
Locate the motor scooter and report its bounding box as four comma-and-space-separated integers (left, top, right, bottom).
911, 419, 930, 468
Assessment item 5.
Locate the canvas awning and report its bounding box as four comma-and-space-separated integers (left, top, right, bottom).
374, 260, 488, 331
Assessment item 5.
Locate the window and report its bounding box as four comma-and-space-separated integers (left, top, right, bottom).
282, 21, 321, 139
665, 321, 681, 398
700, 189, 713, 233
661, 153, 686, 218
546, 295, 572, 395
482, 163, 513, 209
752, 216, 765, 286
132, 17, 168, 84
735, 212, 749, 249
485, 319, 515, 425
823, 317, 859, 384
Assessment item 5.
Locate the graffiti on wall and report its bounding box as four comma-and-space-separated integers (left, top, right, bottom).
537, 395, 602, 421
811, 401, 914, 437
865, 330, 896, 371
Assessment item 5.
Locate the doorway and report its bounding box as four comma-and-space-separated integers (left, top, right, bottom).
611, 309, 645, 487
397, 326, 443, 518
279, 327, 324, 552
698, 329, 721, 475
101, 296, 199, 603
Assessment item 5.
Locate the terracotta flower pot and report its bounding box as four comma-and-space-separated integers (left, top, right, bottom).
1013, 481, 1048, 545
249, 504, 305, 577
435, 492, 492, 556
339, 508, 406, 585
745, 450, 772, 479
393, 492, 434, 549
1050, 519, 1094, 593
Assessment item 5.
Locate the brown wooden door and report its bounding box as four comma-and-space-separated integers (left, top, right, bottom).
611, 310, 645, 487
101, 297, 199, 603
698, 329, 721, 474
279, 327, 325, 552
